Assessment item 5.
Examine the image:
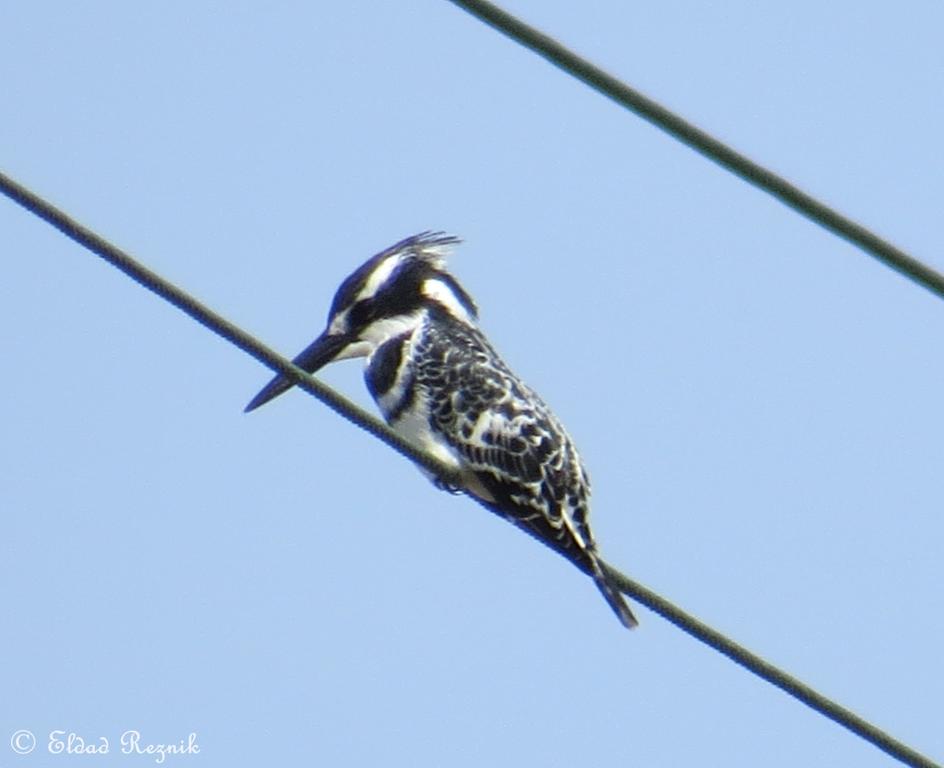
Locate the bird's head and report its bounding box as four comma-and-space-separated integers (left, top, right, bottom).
245, 231, 477, 412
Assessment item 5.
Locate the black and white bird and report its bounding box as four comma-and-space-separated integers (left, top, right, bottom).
245, 232, 637, 628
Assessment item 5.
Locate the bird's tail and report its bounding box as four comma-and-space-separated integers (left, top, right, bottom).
589, 555, 638, 629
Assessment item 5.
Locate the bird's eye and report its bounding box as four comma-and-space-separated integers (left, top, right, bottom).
348, 299, 371, 328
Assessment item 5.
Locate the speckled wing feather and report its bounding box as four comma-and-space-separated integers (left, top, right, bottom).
413, 309, 637, 627
413, 309, 597, 572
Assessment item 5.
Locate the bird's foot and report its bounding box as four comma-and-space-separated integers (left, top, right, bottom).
433, 476, 462, 495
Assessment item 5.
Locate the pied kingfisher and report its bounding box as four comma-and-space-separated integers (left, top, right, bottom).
245, 232, 637, 628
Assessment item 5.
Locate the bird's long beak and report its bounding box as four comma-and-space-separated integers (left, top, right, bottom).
244, 330, 352, 413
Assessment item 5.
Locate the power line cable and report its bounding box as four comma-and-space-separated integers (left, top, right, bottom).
0, 172, 463, 488
1, 170, 938, 768
446, 0, 944, 302
603, 565, 939, 768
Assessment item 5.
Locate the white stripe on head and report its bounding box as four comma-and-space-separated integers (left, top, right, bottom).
361, 312, 424, 349
422, 278, 474, 324
357, 252, 403, 303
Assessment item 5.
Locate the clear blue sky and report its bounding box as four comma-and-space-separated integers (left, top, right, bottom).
2, 2, 942, 766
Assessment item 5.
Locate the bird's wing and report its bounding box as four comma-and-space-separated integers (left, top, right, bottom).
445, 378, 597, 571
